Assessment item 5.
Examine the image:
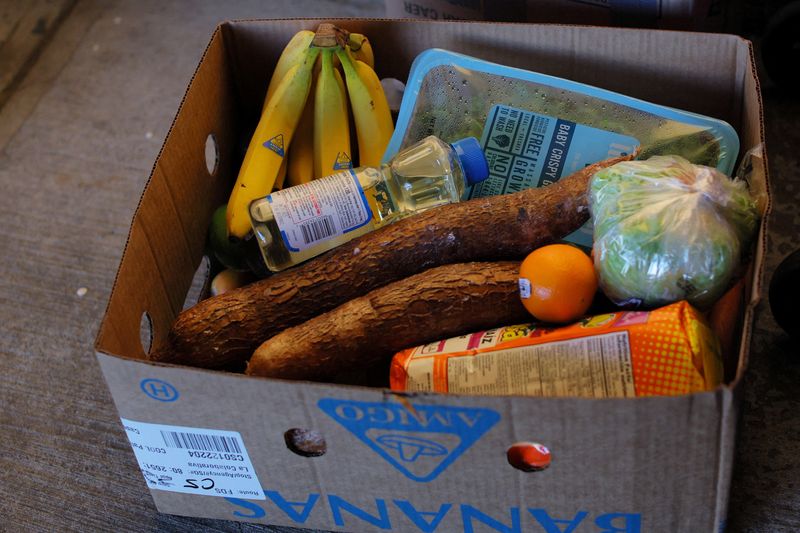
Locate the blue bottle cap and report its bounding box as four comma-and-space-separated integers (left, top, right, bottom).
451, 137, 489, 185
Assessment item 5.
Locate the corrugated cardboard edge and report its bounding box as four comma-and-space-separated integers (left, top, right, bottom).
711, 35, 770, 532
93, 23, 225, 359
732, 39, 771, 384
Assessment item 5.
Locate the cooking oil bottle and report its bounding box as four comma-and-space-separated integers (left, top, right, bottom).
249, 135, 489, 272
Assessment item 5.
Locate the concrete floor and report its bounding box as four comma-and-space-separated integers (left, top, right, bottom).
0, 1, 798, 531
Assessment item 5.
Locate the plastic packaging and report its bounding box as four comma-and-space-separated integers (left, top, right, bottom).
390, 301, 723, 398
249, 135, 489, 271
383, 49, 739, 176
466, 104, 641, 248
590, 155, 759, 309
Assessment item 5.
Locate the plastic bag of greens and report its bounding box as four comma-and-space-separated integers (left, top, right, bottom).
590, 155, 759, 309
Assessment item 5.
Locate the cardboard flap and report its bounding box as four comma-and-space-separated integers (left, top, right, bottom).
733, 38, 770, 383
98, 352, 732, 531
226, 20, 745, 123
220, 18, 765, 200
95, 26, 240, 358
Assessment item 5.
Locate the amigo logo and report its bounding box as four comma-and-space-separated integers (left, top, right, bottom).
318, 398, 500, 482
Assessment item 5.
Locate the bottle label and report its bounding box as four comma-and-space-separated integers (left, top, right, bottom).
268, 170, 372, 252
469, 104, 640, 249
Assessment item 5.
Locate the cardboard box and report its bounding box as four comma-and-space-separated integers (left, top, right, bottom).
384, 0, 727, 31
94, 19, 769, 532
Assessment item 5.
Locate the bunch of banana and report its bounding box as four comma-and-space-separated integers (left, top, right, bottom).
226, 24, 394, 240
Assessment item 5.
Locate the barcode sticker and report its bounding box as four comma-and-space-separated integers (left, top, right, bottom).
121, 418, 265, 500
268, 169, 371, 252
300, 215, 336, 245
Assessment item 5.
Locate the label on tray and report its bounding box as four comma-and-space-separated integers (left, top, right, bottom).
469, 104, 640, 249
268, 169, 371, 252
120, 418, 265, 500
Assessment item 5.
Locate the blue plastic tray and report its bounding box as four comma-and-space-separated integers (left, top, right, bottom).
384, 49, 739, 176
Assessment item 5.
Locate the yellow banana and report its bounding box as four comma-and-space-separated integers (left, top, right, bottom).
347, 33, 374, 69
314, 48, 352, 179
287, 77, 316, 186
262, 31, 314, 190
227, 46, 321, 240
264, 29, 315, 109
273, 159, 288, 190
336, 47, 393, 167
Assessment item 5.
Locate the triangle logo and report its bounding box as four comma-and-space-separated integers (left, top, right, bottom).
263, 134, 285, 157
333, 152, 352, 169
318, 398, 500, 482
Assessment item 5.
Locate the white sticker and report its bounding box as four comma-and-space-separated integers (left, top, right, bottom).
121, 418, 265, 500
518, 278, 531, 299
268, 169, 371, 252
444, 332, 636, 398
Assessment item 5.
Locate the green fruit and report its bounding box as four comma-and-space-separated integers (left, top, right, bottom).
207, 204, 249, 271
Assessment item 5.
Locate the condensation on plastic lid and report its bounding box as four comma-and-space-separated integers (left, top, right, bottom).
383, 48, 740, 176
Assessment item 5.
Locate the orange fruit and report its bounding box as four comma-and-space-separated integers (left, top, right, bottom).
518, 244, 598, 324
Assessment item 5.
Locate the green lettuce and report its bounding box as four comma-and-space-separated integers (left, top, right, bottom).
590, 155, 758, 309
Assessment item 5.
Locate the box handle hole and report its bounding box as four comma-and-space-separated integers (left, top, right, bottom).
183, 254, 212, 310
139, 311, 154, 355
284, 428, 327, 457
507, 441, 551, 472
205, 133, 219, 177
